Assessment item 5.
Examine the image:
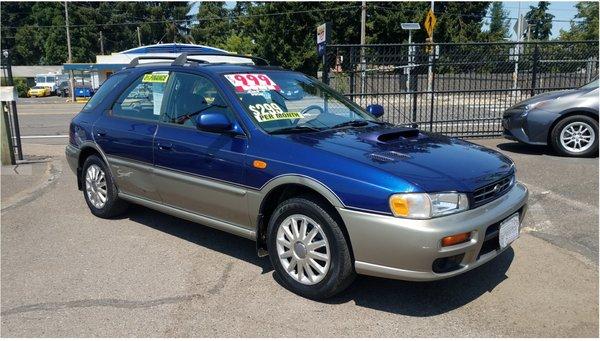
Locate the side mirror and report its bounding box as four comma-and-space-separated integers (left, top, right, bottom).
196, 112, 232, 133
366, 104, 385, 118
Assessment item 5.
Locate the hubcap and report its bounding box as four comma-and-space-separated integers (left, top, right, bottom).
276, 214, 330, 285
560, 122, 595, 153
85, 164, 107, 209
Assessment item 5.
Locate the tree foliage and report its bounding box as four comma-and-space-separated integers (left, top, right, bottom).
486, 2, 510, 41
559, 1, 599, 41
524, 1, 555, 40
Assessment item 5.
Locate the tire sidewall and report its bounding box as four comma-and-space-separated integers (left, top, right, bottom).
267, 197, 352, 299
551, 115, 598, 157
82, 155, 120, 217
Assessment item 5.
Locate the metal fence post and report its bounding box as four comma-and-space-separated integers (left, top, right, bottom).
322, 44, 330, 85
530, 42, 540, 96
411, 46, 419, 123
428, 45, 437, 132
349, 46, 355, 101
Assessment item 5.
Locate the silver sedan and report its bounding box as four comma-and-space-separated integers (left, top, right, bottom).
503, 79, 599, 157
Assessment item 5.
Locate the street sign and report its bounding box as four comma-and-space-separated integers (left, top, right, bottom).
401, 23, 420, 30
424, 9, 437, 38
316, 23, 329, 57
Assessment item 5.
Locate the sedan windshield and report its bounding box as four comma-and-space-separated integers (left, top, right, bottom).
223, 71, 378, 133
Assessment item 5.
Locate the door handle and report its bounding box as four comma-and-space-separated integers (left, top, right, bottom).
96, 129, 107, 137
157, 142, 173, 151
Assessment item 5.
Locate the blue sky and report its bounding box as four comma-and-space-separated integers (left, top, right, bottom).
189, 1, 581, 40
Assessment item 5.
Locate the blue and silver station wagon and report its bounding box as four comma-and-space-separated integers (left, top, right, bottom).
66, 52, 528, 299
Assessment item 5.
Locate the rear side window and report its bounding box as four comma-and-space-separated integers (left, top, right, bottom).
82, 73, 127, 112
111, 71, 170, 121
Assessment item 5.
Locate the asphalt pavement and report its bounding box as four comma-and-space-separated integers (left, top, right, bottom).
0, 99, 598, 337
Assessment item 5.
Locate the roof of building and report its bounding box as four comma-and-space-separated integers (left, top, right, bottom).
9, 65, 63, 78
119, 43, 228, 55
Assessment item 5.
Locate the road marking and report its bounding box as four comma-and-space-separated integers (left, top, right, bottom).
19, 135, 69, 139
521, 181, 599, 213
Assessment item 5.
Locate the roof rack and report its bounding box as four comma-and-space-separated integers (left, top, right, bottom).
126, 52, 269, 68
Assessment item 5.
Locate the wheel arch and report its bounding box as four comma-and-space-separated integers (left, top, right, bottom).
254, 176, 354, 261
76, 143, 111, 190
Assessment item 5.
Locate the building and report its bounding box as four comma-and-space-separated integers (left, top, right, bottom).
62, 43, 250, 89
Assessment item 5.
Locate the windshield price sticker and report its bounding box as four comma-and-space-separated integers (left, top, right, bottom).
143, 73, 169, 83
226, 73, 281, 92
249, 103, 303, 122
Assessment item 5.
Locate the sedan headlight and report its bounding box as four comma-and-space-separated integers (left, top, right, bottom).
389, 192, 469, 219
525, 99, 553, 111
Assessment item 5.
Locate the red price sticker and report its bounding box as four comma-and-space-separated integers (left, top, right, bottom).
225, 73, 281, 92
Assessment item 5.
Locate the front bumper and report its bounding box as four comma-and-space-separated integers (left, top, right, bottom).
338, 182, 529, 281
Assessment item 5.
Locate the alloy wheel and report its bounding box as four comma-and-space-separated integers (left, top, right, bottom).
560, 121, 595, 153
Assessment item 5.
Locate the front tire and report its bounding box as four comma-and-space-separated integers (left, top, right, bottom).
550, 115, 598, 157
82, 155, 128, 218
267, 196, 355, 300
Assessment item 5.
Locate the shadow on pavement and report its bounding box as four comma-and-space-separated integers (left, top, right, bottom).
496, 142, 555, 156
122, 203, 513, 317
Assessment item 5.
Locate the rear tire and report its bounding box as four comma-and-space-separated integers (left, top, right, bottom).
82, 155, 128, 218
550, 115, 598, 157
267, 196, 355, 300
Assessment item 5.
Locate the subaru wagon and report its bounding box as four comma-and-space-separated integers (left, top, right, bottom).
66, 53, 529, 299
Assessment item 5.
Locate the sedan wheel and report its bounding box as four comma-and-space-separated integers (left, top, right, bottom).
560, 121, 595, 154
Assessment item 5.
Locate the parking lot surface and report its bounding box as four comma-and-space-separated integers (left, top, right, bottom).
1, 101, 598, 337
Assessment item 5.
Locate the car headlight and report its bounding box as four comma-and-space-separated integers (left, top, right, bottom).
525, 99, 553, 111
389, 192, 469, 219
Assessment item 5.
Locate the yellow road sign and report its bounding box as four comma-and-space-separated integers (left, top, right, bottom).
424, 9, 437, 38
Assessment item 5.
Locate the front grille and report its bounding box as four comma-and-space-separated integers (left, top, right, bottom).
472, 175, 514, 207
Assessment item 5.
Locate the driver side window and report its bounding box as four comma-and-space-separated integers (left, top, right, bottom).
112, 72, 169, 121
162, 72, 230, 127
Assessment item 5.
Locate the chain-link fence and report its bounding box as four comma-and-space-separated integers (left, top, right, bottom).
324, 41, 599, 137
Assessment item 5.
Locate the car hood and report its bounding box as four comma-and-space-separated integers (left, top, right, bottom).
509, 87, 593, 109
285, 126, 514, 193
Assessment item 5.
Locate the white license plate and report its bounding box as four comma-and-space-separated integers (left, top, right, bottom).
499, 213, 520, 248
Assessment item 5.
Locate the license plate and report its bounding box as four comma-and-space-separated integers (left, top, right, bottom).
499, 213, 520, 248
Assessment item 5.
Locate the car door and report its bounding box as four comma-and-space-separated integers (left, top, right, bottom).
153, 71, 250, 228
93, 70, 170, 201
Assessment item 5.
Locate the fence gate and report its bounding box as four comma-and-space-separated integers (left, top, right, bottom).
324, 40, 599, 137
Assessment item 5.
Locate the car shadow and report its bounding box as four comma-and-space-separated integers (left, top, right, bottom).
121, 204, 513, 317
496, 141, 556, 156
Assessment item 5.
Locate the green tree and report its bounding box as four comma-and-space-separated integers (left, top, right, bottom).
487, 2, 510, 41
560, 1, 599, 40
525, 1, 554, 40
190, 2, 230, 46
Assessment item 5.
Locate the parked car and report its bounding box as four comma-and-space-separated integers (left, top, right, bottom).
27, 86, 51, 97
503, 79, 599, 157
74, 85, 95, 98
57, 81, 71, 97
66, 54, 528, 299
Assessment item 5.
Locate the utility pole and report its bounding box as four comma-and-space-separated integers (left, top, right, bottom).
427, 0, 435, 92
99, 31, 104, 55
360, 1, 366, 94
512, 2, 522, 97
137, 27, 142, 47
64, 1, 75, 102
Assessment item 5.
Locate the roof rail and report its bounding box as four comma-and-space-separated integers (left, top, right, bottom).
184, 52, 270, 66
126, 52, 270, 69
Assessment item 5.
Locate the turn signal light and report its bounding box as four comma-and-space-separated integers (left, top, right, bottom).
441, 232, 471, 247
253, 160, 267, 169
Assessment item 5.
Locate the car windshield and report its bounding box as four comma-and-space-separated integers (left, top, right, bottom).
580, 79, 598, 90
223, 71, 377, 133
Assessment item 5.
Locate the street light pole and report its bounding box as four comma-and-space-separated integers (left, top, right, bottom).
360, 1, 366, 95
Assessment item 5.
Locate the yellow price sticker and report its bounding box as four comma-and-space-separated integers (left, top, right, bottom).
256, 112, 304, 122
142, 73, 169, 83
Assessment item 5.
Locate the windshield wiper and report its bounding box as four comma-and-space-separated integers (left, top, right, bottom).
269, 125, 322, 135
